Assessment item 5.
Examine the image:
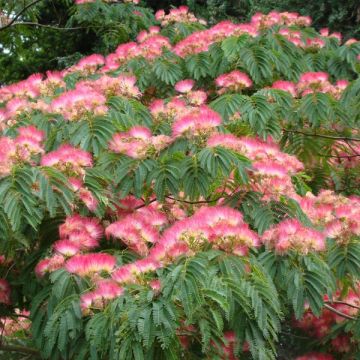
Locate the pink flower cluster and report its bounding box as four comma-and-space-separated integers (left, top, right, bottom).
51, 86, 107, 121
299, 191, 360, 244
262, 219, 325, 254
207, 133, 303, 200
173, 10, 310, 57
271, 72, 349, 99
80, 279, 124, 314
68, 54, 105, 75
105, 207, 167, 256
65, 253, 116, 276
172, 105, 222, 137
173, 20, 258, 57
68, 205, 257, 314
251, 11, 311, 29
0, 126, 44, 177
77, 74, 141, 99
320, 28, 342, 42
215, 70, 253, 93
294, 289, 360, 354
41, 144, 92, 176
109, 126, 173, 159
102, 34, 171, 71
35, 215, 103, 277
149, 98, 187, 124
0, 73, 42, 102
159, 206, 260, 255
155, 6, 206, 27
137, 26, 160, 43
0, 310, 31, 337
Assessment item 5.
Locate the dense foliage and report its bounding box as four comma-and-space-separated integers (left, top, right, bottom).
0, 0, 359, 84
0, 2, 360, 359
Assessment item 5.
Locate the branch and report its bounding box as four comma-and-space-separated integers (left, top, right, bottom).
0, 0, 43, 31
325, 300, 360, 310
317, 153, 360, 159
283, 129, 360, 142
165, 195, 223, 204
323, 303, 357, 320
10, 21, 87, 31
133, 197, 157, 210
0, 344, 40, 356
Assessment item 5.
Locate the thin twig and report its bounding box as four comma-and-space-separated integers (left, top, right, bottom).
10, 21, 87, 30
325, 300, 360, 310
133, 197, 157, 210
323, 303, 356, 320
0, 0, 43, 31
317, 153, 360, 159
165, 195, 222, 204
283, 129, 360, 142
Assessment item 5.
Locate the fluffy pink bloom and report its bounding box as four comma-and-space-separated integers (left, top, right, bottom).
65, 253, 116, 276
262, 219, 326, 254
41, 144, 92, 176
112, 264, 138, 284
216, 70, 252, 92
305, 37, 326, 49
35, 255, 65, 277
59, 214, 103, 249
297, 72, 329, 94
172, 105, 221, 137
106, 213, 160, 256
35, 258, 52, 277
0, 137, 16, 177
271, 80, 297, 97
51, 86, 107, 121
175, 79, 195, 93
207, 133, 242, 151
187, 90, 207, 105
72, 54, 105, 74
109, 127, 172, 159
53, 240, 80, 257
94, 280, 124, 300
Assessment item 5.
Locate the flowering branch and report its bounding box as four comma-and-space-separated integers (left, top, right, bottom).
0, 0, 43, 31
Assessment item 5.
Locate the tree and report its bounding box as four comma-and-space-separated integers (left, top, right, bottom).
0, 3, 360, 359
1, 0, 359, 85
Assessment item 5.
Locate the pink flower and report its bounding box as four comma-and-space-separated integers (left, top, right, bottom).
41, 144, 93, 176
172, 106, 221, 137
53, 240, 80, 257
175, 79, 195, 93
65, 253, 116, 276
262, 219, 326, 254
215, 70, 252, 91
59, 215, 103, 250
271, 80, 297, 97
106, 213, 160, 256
